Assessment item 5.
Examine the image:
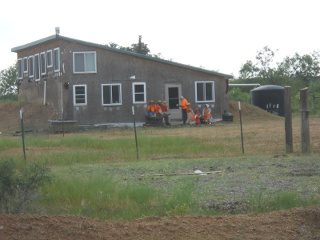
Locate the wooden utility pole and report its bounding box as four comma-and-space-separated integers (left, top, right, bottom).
300, 88, 310, 153
284, 86, 293, 153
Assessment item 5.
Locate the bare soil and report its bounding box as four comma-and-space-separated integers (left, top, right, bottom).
1, 101, 320, 239
0, 207, 319, 240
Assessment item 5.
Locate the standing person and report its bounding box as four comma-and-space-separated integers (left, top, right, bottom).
178, 96, 188, 125
186, 103, 194, 124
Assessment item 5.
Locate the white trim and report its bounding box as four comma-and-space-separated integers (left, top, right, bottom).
34, 53, 40, 81
46, 50, 53, 68
23, 57, 28, 73
40, 52, 46, 75
73, 84, 87, 106
17, 58, 23, 79
195, 81, 215, 103
101, 83, 122, 106
73, 51, 97, 74
53, 47, 60, 72
132, 82, 146, 104
28, 55, 34, 77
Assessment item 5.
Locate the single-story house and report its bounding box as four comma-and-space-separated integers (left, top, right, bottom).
12, 34, 233, 126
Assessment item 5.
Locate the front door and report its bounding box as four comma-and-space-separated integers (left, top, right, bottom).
165, 84, 182, 120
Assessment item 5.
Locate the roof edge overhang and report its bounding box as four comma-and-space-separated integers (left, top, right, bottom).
11, 35, 234, 79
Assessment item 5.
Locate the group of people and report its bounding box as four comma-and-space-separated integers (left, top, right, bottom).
146, 100, 171, 126
146, 96, 214, 126
179, 96, 214, 125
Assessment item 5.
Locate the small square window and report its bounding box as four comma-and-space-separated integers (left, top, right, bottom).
132, 82, 146, 103
195, 81, 215, 102
102, 84, 122, 105
73, 85, 87, 105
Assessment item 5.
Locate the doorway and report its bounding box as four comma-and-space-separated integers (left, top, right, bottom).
165, 83, 181, 120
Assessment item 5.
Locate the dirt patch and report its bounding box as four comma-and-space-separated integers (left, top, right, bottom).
228, 101, 282, 122
0, 207, 319, 240
0, 101, 57, 134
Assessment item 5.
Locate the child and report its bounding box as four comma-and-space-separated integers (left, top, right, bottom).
194, 108, 201, 124
186, 103, 195, 124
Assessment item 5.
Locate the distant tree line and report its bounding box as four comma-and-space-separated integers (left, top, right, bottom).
229, 46, 320, 115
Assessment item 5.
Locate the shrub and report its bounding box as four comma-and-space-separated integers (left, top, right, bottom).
0, 159, 51, 214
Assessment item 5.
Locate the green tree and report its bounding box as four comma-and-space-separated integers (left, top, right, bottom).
106, 36, 164, 57
280, 51, 320, 85
0, 64, 18, 101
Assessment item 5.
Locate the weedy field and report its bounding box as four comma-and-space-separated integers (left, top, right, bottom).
0, 102, 320, 239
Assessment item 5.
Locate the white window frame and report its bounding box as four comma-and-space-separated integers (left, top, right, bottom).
195, 81, 215, 103
73, 51, 97, 74
132, 82, 146, 103
28, 55, 34, 77
17, 58, 23, 79
34, 54, 40, 81
23, 57, 28, 73
40, 52, 46, 75
47, 50, 53, 68
101, 83, 122, 106
53, 47, 60, 72
73, 84, 87, 106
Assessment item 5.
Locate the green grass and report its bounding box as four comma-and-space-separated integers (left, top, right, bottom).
1, 121, 320, 220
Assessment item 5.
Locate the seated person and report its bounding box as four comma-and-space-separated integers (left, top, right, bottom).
146, 100, 156, 116
194, 108, 202, 124
159, 100, 171, 126
202, 104, 214, 124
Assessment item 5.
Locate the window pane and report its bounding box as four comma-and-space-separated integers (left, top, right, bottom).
74, 54, 85, 72
18, 59, 22, 78
103, 86, 111, 104
47, 51, 52, 67
54, 48, 60, 71
206, 82, 213, 100
40, 53, 46, 74
23, 58, 28, 72
29, 57, 34, 76
197, 83, 204, 101
135, 93, 144, 102
85, 53, 95, 72
112, 85, 120, 103
35, 55, 40, 80
135, 85, 144, 92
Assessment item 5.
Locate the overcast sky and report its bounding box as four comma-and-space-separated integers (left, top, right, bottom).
1, 0, 320, 78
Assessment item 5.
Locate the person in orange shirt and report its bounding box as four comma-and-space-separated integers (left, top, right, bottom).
186, 103, 195, 125
154, 100, 171, 126
159, 100, 171, 126
178, 96, 188, 125
146, 100, 156, 116
202, 104, 214, 124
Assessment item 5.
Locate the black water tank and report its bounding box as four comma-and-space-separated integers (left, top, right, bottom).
222, 111, 233, 122
251, 85, 284, 116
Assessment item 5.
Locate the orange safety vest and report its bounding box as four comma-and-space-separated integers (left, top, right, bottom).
160, 105, 168, 113
147, 105, 156, 112
181, 99, 188, 109
154, 104, 162, 114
